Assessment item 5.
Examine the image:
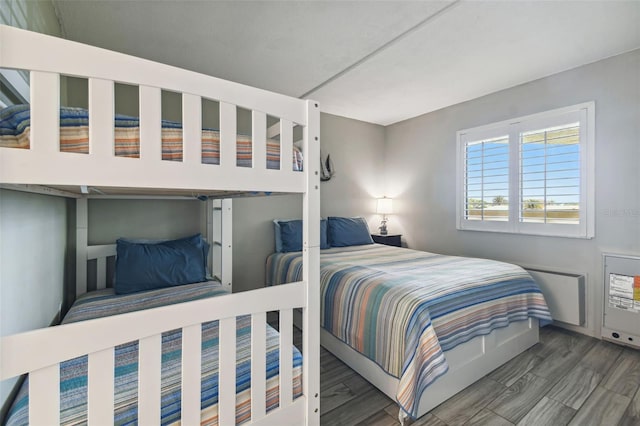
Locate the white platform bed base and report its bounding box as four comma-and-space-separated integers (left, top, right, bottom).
0, 24, 321, 425
320, 318, 539, 423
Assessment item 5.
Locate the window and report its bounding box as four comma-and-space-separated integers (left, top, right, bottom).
0, 68, 30, 107
456, 102, 594, 238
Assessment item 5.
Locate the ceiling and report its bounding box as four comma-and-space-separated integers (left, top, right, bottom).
53, 1, 640, 126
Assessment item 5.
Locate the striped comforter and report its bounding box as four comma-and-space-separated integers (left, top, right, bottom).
5, 282, 303, 425
266, 244, 551, 418
0, 105, 303, 171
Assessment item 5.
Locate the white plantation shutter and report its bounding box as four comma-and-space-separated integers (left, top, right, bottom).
519, 123, 580, 224
457, 102, 594, 238
464, 135, 510, 222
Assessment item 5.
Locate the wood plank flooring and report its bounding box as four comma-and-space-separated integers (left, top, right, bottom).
316, 326, 640, 426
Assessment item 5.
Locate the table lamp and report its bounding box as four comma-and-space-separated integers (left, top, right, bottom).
376, 197, 393, 235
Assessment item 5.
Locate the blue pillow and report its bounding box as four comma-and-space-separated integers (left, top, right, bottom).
115, 234, 209, 294
320, 219, 329, 249
327, 217, 374, 247
274, 219, 330, 252
273, 220, 286, 252
118, 234, 210, 269
280, 220, 303, 252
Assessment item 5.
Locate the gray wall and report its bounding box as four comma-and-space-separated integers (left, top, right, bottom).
87, 199, 205, 244
320, 113, 386, 228
384, 49, 640, 337
0, 190, 68, 406
232, 113, 385, 292
233, 194, 302, 293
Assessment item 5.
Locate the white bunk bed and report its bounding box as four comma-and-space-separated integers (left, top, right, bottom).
0, 25, 320, 426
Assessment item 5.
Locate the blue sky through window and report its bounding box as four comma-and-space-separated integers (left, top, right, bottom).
465, 122, 580, 223
466, 137, 509, 202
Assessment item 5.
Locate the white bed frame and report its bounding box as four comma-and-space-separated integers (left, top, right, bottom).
0, 25, 321, 426
321, 319, 539, 422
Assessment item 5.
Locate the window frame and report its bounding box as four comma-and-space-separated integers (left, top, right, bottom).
456, 102, 595, 239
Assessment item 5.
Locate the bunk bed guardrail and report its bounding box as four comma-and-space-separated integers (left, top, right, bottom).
0, 24, 306, 193
1, 283, 306, 425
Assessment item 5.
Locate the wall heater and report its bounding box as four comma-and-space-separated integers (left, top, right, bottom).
526, 268, 585, 326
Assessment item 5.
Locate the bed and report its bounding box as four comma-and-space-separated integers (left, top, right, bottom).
0, 24, 321, 426
0, 104, 304, 171
267, 235, 552, 422
5, 281, 303, 425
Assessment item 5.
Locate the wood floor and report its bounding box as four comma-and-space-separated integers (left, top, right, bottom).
317, 325, 640, 426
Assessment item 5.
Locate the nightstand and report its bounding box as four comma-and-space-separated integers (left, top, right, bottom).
371, 234, 402, 247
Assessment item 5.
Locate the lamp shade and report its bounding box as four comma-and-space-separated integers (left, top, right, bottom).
376, 198, 393, 215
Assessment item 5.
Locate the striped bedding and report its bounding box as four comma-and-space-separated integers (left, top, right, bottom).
266, 244, 551, 418
5, 281, 303, 425
0, 104, 303, 171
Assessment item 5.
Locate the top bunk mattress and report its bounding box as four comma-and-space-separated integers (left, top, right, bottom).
0, 104, 303, 171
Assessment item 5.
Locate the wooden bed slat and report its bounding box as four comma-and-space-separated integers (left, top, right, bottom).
251, 312, 267, 421
86, 244, 116, 260
221, 198, 233, 290
252, 111, 267, 170
29, 364, 59, 425
280, 119, 293, 172
88, 78, 115, 157
218, 316, 236, 426
30, 71, 59, 154
208, 199, 222, 280
182, 93, 202, 165
138, 334, 162, 425
139, 86, 162, 162
219, 102, 236, 170
96, 257, 107, 290
181, 324, 202, 424
279, 308, 293, 407
88, 348, 114, 424
76, 198, 88, 297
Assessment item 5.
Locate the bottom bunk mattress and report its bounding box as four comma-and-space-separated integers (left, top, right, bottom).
5, 281, 302, 425
266, 244, 551, 418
